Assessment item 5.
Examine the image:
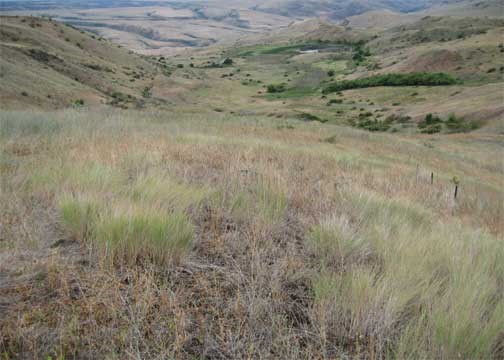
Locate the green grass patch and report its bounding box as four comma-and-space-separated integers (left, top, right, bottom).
95, 208, 193, 267
60, 196, 101, 242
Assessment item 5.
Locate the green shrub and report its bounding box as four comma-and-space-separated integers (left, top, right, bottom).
222, 58, 233, 65
73, 99, 84, 107
327, 99, 343, 105
323, 72, 458, 93
418, 113, 442, 128
267, 83, 286, 93
352, 45, 371, 64
418, 113, 479, 134
356, 119, 391, 132
142, 87, 152, 99
445, 113, 481, 133
421, 123, 442, 134
297, 112, 326, 122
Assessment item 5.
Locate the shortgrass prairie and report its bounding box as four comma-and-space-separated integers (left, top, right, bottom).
1, 108, 503, 359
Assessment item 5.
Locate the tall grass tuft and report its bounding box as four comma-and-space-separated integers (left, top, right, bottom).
60, 196, 100, 242
95, 207, 193, 267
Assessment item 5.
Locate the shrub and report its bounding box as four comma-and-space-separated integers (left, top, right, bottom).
445, 113, 481, 133
323, 72, 458, 93
327, 99, 343, 105
327, 70, 335, 77
421, 123, 442, 134
297, 112, 326, 122
73, 99, 84, 107
418, 113, 442, 129
222, 58, 233, 65
356, 119, 391, 132
352, 44, 371, 64
267, 84, 286, 93
142, 87, 152, 99
418, 113, 479, 134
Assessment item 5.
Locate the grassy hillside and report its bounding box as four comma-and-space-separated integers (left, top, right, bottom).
0, 2, 294, 55
1, 108, 503, 358
0, 16, 168, 109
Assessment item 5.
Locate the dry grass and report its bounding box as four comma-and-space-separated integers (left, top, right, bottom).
1, 108, 503, 359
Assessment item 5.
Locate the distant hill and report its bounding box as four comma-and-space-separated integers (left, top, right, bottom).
0, 16, 163, 109
253, 0, 464, 19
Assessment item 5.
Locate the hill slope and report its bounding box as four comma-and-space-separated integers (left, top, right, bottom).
0, 16, 164, 109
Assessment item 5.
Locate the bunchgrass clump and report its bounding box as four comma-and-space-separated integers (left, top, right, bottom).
60, 196, 100, 242
95, 208, 193, 267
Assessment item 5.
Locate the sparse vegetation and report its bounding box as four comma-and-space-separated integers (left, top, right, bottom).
418, 113, 481, 134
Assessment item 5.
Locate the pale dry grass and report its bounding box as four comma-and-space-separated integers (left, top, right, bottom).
1, 108, 503, 359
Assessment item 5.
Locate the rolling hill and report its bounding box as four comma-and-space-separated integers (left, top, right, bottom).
0, 16, 169, 109
0, 0, 477, 54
